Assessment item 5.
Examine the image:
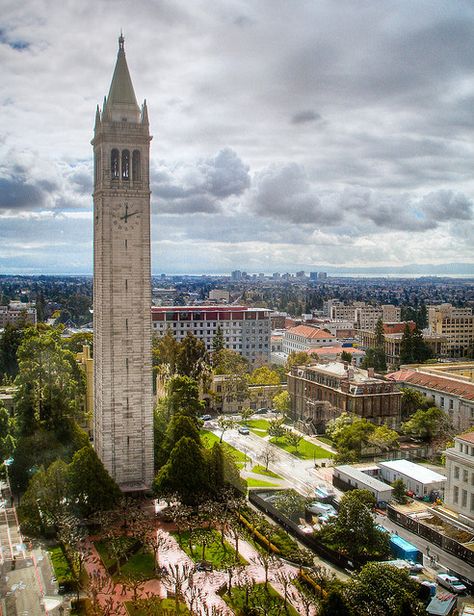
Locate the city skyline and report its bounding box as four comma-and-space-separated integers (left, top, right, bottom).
1, 1, 474, 275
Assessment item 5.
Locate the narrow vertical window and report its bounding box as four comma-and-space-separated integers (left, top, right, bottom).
111, 149, 119, 179
126, 357, 129, 370
132, 150, 141, 181
122, 149, 130, 180
125, 279, 128, 291
125, 239, 128, 250
126, 318, 128, 330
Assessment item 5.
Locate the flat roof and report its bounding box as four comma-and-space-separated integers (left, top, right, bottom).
335, 465, 394, 494
151, 306, 268, 313
427, 595, 457, 616
378, 459, 446, 485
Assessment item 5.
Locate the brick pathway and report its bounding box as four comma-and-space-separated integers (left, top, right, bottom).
84, 522, 318, 616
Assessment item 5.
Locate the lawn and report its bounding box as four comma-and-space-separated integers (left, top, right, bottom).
201, 429, 249, 465
270, 436, 333, 460
251, 465, 282, 479
94, 537, 135, 570
48, 545, 75, 586
246, 478, 279, 488
223, 583, 299, 616
172, 529, 246, 569
242, 418, 270, 436
126, 597, 190, 615
316, 435, 334, 447
118, 548, 156, 580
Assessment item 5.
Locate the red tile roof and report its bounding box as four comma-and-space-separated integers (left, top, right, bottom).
306, 346, 364, 356
387, 370, 474, 401
287, 325, 335, 340
458, 432, 474, 444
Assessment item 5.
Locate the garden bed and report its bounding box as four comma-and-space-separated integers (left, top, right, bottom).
47, 545, 76, 591
222, 582, 299, 616
270, 436, 332, 460
126, 597, 191, 615
172, 529, 246, 569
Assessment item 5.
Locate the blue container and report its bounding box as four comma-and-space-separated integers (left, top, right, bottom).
389, 534, 422, 563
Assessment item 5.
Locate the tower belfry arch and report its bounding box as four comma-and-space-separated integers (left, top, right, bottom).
92, 35, 154, 490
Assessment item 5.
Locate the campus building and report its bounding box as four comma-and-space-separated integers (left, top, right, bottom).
152, 306, 271, 363
282, 324, 336, 354
288, 361, 401, 433
0, 301, 36, 328
444, 431, 474, 528
427, 303, 474, 357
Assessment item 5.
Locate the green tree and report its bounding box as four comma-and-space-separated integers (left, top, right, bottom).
400, 387, 430, 419
268, 417, 287, 438
152, 329, 180, 373
319, 590, 353, 616
62, 332, 93, 356
400, 322, 414, 364
68, 446, 121, 517
392, 478, 407, 503
347, 562, 426, 615
207, 442, 225, 493
340, 350, 353, 364
175, 332, 209, 381
285, 351, 312, 372
162, 375, 204, 419
154, 436, 209, 504
15, 327, 84, 433
0, 323, 27, 379
402, 406, 452, 442
248, 366, 280, 385
285, 430, 303, 453
272, 390, 290, 414
0, 402, 15, 460
158, 413, 201, 467
212, 326, 225, 353
319, 490, 388, 563
217, 416, 237, 442
412, 324, 432, 362
331, 417, 376, 460
367, 424, 399, 453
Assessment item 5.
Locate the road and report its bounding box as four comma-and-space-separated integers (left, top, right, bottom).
376, 512, 474, 583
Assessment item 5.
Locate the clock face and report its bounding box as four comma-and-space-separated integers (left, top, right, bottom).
112, 202, 141, 231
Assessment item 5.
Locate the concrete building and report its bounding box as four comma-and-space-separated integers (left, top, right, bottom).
333, 464, 394, 503
0, 301, 36, 327
378, 459, 446, 498
427, 303, 474, 357
444, 431, 474, 528
152, 306, 271, 363
92, 35, 154, 490
288, 361, 401, 432
387, 367, 474, 432
307, 345, 365, 367
208, 289, 230, 302
323, 300, 401, 329
207, 375, 282, 414
282, 324, 336, 354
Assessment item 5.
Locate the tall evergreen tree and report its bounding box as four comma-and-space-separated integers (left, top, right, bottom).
400, 322, 414, 364
212, 326, 225, 353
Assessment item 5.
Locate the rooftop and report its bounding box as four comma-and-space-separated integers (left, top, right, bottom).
307, 345, 364, 356
457, 431, 474, 445
304, 361, 383, 384
335, 465, 394, 493
286, 324, 335, 339
151, 306, 269, 313
378, 459, 446, 484
387, 369, 474, 401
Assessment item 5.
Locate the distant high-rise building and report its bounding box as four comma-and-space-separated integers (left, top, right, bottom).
231, 270, 242, 281
309, 272, 318, 281
318, 272, 328, 280
92, 35, 153, 491
296, 271, 306, 279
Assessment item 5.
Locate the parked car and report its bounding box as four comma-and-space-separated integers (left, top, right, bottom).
238, 426, 250, 435
436, 573, 467, 594
255, 408, 267, 414
307, 502, 337, 517
195, 560, 213, 572
408, 561, 423, 573
201, 414, 212, 421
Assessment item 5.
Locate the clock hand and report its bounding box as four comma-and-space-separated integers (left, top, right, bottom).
120, 210, 139, 220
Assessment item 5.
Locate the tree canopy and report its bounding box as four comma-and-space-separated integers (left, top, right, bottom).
401, 406, 452, 442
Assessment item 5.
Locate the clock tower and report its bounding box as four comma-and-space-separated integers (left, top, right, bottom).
92, 35, 153, 490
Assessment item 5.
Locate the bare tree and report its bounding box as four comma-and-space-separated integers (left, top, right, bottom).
274, 569, 295, 611
162, 563, 193, 614
86, 570, 116, 616
57, 513, 90, 603
258, 444, 278, 471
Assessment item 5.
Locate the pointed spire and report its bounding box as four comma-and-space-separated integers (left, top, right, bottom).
141, 99, 149, 125
94, 104, 101, 130
104, 34, 140, 122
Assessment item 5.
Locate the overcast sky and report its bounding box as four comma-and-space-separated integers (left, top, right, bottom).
1, 0, 474, 275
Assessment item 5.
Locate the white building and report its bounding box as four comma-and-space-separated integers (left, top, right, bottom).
428, 303, 474, 357
333, 464, 394, 503
0, 301, 37, 327
282, 325, 336, 354
208, 289, 230, 302
444, 432, 474, 528
152, 306, 271, 363
378, 459, 446, 498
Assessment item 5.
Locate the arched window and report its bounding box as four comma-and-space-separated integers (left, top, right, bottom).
132, 150, 141, 182
95, 152, 101, 185
122, 149, 130, 180
111, 149, 119, 179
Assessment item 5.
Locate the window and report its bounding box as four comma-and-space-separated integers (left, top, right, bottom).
132, 150, 141, 181
440, 397, 444, 407
111, 149, 119, 178
454, 466, 460, 479
122, 149, 130, 180
463, 469, 469, 483
449, 399, 454, 410
453, 485, 459, 503
462, 489, 467, 508
471, 493, 474, 513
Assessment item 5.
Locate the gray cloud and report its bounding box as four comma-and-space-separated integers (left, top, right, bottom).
291, 110, 321, 124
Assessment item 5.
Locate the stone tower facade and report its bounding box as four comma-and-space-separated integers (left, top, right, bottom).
92, 35, 154, 490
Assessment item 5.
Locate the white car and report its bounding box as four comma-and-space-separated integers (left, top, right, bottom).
307, 502, 337, 517
436, 573, 467, 594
